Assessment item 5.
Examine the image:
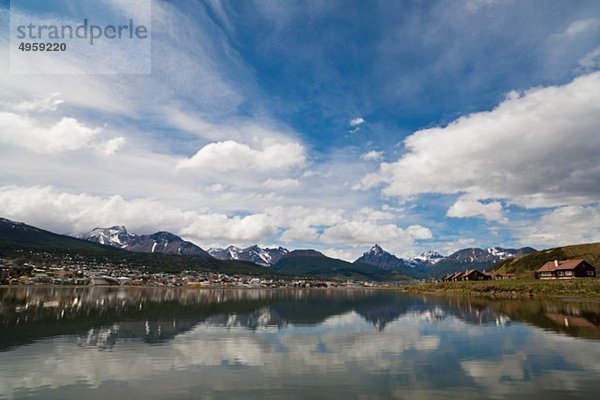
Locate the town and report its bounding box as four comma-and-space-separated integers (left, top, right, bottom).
0, 249, 390, 289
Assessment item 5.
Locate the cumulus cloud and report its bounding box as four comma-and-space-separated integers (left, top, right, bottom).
0, 112, 100, 154
361, 73, 600, 208
515, 204, 600, 248
280, 224, 319, 242
320, 220, 431, 249
406, 225, 434, 240
262, 178, 300, 190
0, 186, 276, 243
177, 139, 305, 173
0, 109, 125, 156
360, 150, 384, 162
0, 186, 432, 254
349, 117, 365, 127
447, 197, 505, 222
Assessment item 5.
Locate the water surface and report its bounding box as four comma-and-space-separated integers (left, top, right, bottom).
1, 287, 599, 399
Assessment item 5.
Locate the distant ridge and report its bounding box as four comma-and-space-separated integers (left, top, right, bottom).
0, 217, 121, 253
273, 249, 406, 281
354, 244, 536, 278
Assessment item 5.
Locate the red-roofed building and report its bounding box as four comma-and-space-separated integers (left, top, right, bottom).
536, 259, 596, 280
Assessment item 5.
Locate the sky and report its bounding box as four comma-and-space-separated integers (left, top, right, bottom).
0, 0, 599, 260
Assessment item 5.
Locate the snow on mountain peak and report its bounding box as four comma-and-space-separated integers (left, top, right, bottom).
412, 250, 445, 264
208, 245, 289, 267
369, 244, 385, 255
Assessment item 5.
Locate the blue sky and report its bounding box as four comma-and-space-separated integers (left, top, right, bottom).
0, 0, 599, 260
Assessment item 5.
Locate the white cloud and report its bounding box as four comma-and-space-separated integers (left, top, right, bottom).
361, 73, 600, 208
349, 117, 365, 127
515, 204, 600, 248
4, 93, 64, 113
262, 178, 300, 190
0, 112, 101, 154
98, 136, 126, 156
320, 220, 431, 251
0, 106, 128, 157
563, 18, 600, 36
0, 186, 276, 244
447, 197, 505, 222
406, 225, 434, 240
360, 150, 384, 162
177, 140, 306, 173
280, 225, 319, 242
357, 207, 396, 222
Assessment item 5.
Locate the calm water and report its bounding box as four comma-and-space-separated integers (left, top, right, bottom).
1, 287, 599, 399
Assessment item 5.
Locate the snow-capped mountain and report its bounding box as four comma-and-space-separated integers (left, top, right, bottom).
76, 227, 211, 257
80, 226, 136, 247
208, 245, 289, 267
355, 245, 445, 271
409, 250, 445, 266
354, 244, 536, 278
443, 247, 536, 264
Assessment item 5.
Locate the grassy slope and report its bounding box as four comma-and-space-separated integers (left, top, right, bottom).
404, 279, 600, 299
492, 242, 600, 277
0, 222, 122, 254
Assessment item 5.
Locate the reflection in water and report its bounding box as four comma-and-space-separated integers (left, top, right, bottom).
0, 287, 599, 399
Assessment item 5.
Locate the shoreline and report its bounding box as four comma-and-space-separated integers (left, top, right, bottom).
402, 278, 600, 300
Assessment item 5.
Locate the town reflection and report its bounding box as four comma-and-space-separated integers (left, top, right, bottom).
1, 287, 599, 351
1, 287, 600, 399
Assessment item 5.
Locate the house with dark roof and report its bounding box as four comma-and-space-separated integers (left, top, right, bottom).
461, 269, 492, 281
442, 269, 491, 281
536, 259, 596, 280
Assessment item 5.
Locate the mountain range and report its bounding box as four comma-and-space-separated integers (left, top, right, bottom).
208, 245, 288, 267
73, 226, 536, 277
1, 217, 540, 280
354, 244, 536, 278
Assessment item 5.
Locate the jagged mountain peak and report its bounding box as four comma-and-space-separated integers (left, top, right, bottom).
208, 244, 289, 267
369, 244, 385, 254
355, 245, 407, 271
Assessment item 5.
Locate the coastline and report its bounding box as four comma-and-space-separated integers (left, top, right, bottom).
402, 279, 600, 300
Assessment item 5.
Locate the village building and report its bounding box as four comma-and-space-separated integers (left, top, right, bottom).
536, 259, 596, 280
442, 269, 491, 282
461, 269, 492, 281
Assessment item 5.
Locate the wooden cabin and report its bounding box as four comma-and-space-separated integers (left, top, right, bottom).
536, 259, 596, 280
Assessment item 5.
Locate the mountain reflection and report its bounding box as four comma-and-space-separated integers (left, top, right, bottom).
1, 287, 600, 400
1, 287, 599, 352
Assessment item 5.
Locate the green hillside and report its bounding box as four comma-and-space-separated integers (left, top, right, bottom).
0, 218, 121, 254
493, 242, 600, 277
